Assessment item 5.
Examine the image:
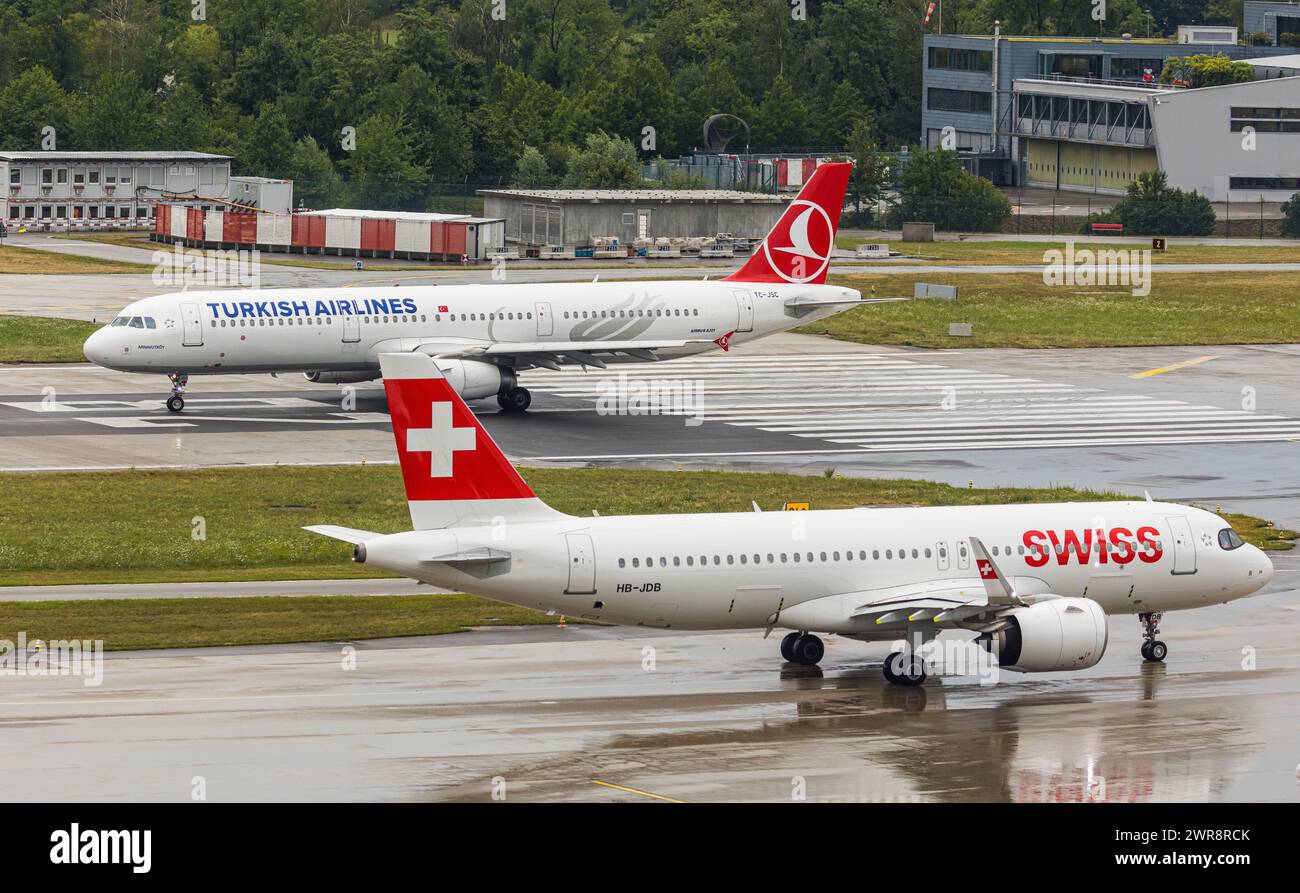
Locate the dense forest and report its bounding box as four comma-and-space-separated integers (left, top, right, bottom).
0, 0, 1252, 202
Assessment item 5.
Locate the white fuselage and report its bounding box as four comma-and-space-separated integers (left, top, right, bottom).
355, 500, 1273, 635
82, 280, 860, 379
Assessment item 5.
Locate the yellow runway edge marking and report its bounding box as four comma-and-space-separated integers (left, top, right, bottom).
591, 779, 684, 803
1130, 355, 1219, 379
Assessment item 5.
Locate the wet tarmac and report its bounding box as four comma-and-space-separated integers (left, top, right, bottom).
2, 550, 1297, 803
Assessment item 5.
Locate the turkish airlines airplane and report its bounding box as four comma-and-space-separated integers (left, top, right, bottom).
83, 163, 879, 414
307, 351, 1276, 685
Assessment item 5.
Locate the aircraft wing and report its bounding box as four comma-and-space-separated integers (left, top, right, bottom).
783, 295, 908, 310
423, 338, 723, 369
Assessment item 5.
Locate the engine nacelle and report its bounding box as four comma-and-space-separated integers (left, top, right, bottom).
995, 597, 1108, 672
303, 371, 381, 384
434, 359, 515, 400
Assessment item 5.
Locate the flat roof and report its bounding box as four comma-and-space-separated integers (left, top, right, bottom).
1243, 53, 1300, 68
0, 151, 231, 161
477, 188, 785, 203
297, 208, 471, 221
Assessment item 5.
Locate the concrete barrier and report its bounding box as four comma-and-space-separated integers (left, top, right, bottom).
901, 222, 936, 242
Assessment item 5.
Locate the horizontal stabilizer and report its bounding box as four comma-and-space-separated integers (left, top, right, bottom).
425, 547, 511, 565
784, 296, 908, 310
302, 524, 379, 544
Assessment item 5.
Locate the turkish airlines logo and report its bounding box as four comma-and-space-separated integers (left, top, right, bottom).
763, 200, 834, 284
713, 330, 735, 352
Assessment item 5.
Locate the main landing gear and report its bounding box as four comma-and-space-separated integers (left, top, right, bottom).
882, 650, 927, 687
165, 372, 188, 412
780, 631, 825, 666
1139, 612, 1167, 662
496, 386, 532, 413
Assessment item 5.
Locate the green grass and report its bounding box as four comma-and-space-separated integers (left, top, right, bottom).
0, 243, 151, 274
0, 315, 99, 363
834, 237, 1300, 265
0, 594, 563, 651
0, 465, 1291, 587
812, 271, 1300, 349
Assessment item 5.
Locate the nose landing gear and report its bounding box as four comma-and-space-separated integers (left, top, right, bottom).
166, 373, 188, 412
1139, 612, 1167, 662
779, 631, 824, 666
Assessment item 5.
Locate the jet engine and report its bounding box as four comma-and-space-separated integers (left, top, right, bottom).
434, 359, 516, 400
303, 371, 381, 384
993, 597, 1108, 672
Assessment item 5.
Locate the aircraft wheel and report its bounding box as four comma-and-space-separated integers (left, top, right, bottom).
1144, 640, 1167, 662
779, 631, 800, 662
790, 634, 824, 666
166, 395, 185, 413
499, 386, 531, 413
885, 650, 927, 687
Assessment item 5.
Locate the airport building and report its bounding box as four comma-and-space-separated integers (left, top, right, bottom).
1, 150, 232, 226
921, 28, 1300, 201
1244, 0, 1300, 44
478, 188, 787, 248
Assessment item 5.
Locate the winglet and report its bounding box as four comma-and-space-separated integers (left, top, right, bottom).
968, 536, 1022, 606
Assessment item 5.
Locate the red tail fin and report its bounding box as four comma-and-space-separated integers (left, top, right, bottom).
380, 353, 560, 528
725, 161, 850, 285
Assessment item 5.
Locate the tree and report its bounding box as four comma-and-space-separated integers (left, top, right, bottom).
343, 113, 429, 210
287, 137, 345, 209
1282, 194, 1300, 239
512, 145, 555, 188
753, 75, 810, 150
0, 66, 74, 150
562, 131, 642, 188
845, 117, 892, 225
72, 70, 154, 149
1103, 170, 1215, 235
240, 102, 295, 178
820, 80, 867, 147
1161, 53, 1254, 87
888, 147, 1009, 233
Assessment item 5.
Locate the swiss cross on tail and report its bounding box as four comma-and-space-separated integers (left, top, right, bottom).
380, 353, 534, 504
725, 162, 850, 285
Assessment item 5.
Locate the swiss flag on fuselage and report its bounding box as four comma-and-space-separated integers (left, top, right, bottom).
725, 161, 850, 285
383, 368, 534, 502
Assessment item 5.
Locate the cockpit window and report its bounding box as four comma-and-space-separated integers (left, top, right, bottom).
128, 317, 144, 328
143, 317, 156, 328
111, 316, 129, 326
1218, 528, 1245, 550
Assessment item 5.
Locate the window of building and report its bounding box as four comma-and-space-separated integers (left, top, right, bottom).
8, 169, 19, 185
928, 46, 992, 72
1230, 107, 1300, 133
1111, 57, 1165, 80
927, 88, 992, 114
40, 168, 53, 185
1230, 176, 1300, 189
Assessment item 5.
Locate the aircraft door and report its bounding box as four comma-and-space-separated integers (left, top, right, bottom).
342, 315, 361, 343
564, 533, 596, 594
731, 288, 754, 333
180, 302, 203, 346
936, 541, 950, 572
1164, 515, 1197, 575
956, 539, 971, 571
535, 301, 553, 337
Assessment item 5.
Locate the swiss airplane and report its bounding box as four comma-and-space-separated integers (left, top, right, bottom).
83, 163, 880, 414
306, 352, 1276, 685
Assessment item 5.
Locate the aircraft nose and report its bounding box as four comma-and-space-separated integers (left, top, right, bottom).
1258, 551, 1274, 586
82, 328, 109, 365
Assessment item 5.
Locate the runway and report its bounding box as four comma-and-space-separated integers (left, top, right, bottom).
4, 334, 1299, 526
2, 550, 1297, 802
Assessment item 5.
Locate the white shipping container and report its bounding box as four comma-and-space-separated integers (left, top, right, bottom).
170, 205, 188, 240
324, 215, 361, 251
256, 213, 292, 246
395, 219, 431, 253
204, 209, 224, 242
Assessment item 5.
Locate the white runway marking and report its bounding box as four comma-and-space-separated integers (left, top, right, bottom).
523, 352, 1300, 454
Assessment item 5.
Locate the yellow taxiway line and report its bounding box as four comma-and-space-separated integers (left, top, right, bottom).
1129, 355, 1219, 379
590, 779, 683, 803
